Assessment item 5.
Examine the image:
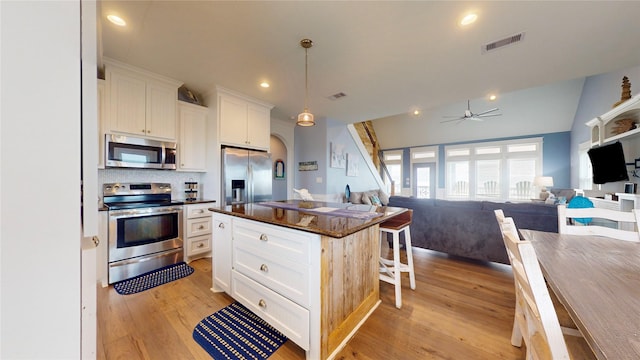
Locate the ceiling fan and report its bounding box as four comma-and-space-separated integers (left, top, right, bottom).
441, 100, 502, 123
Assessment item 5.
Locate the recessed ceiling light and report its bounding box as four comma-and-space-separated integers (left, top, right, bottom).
460, 13, 478, 26
413, 110, 421, 116
107, 14, 126, 27
260, 82, 270, 88
489, 94, 497, 101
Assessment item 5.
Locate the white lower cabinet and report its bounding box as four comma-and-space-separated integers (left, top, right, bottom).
184, 203, 212, 262
212, 214, 320, 357
232, 271, 310, 349
212, 213, 232, 293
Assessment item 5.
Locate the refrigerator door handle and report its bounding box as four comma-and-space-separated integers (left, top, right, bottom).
247, 163, 253, 203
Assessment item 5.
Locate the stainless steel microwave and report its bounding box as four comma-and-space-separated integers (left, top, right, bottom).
105, 134, 177, 170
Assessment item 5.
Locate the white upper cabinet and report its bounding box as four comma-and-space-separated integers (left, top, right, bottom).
104, 58, 182, 141
178, 101, 208, 172
97, 79, 106, 169
218, 86, 273, 150
587, 95, 640, 146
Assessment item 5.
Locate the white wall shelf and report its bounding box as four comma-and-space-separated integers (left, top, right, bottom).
588, 95, 640, 146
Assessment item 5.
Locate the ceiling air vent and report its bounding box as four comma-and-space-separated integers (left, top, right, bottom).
482, 32, 525, 54
328, 92, 347, 100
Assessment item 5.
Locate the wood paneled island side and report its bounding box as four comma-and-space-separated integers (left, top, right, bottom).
208, 200, 407, 359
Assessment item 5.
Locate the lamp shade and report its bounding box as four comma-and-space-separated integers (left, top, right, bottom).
533, 176, 554, 188
297, 111, 314, 126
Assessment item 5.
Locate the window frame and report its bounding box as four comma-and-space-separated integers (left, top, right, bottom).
382, 150, 403, 195
444, 137, 543, 201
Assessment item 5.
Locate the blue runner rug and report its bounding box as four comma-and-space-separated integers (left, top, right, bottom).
193, 302, 288, 359
113, 262, 194, 295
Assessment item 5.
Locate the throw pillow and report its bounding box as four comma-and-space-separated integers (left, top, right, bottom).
349, 192, 363, 204
378, 190, 389, 205
370, 194, 382, 206
362, 194, 372, 205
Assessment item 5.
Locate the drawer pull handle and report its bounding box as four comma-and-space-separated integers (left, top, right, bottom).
260, 264, 268, 272
218, 223, 225, 229
197, 243, 204, 248
259, 234, 268, 241
198, 225, 205, 230
258, 299, 266, 308
198, 209, 204, 213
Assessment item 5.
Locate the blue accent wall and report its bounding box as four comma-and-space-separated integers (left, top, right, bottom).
542, 132, 571, 188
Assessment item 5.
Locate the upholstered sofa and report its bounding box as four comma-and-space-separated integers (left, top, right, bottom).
387, 196, 559, 264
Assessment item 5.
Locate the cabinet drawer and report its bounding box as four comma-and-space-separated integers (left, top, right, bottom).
233, 218, 313, 264
234, 244, 309, 307
186, 204, 211, 219
187, 217, 211, 237
232, 271, 309, 350
188, 234, 211, 255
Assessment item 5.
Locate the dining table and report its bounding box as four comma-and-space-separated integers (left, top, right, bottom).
520, 229, 640, 360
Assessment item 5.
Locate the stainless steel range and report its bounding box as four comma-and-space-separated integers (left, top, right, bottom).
103, 182, 184, 284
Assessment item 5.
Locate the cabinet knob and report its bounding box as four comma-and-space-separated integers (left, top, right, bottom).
197, 243, 204, 248
258, 299, 267, 308
198, 209, 204, 213
147, 130, 151, 133
259, 234, 268, 241
260, 264, 268, 272
198, 225, 205, 230
141, 129, 145, 133
218, 223, 225, 229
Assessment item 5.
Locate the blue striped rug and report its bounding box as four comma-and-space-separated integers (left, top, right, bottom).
113, 262, 194, 295
193, 302, 288, 359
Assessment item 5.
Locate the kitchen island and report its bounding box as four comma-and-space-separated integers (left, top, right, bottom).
208, 200, 407, 360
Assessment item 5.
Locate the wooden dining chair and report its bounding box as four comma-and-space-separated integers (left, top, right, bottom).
494, 210, 595, 359
557, 204, 640, 242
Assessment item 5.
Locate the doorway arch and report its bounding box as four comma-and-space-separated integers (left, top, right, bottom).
271, 135, 288, 200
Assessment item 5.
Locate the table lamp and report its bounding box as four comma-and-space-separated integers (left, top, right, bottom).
534, 176, 554, 200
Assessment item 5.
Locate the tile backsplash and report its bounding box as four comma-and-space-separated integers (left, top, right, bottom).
98, 168, 206, 202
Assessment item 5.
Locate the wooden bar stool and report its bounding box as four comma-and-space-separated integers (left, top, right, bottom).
379, 209, 415, 309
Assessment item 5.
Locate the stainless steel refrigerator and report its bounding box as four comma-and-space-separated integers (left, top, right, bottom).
221, 147, 272, 205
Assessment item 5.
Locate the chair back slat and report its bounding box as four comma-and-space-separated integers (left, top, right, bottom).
558, 204, 640, 242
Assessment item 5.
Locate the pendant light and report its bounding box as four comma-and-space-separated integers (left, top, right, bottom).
297, 39, 315, 126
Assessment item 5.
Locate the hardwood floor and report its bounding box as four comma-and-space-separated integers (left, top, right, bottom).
97, 245, 526, 359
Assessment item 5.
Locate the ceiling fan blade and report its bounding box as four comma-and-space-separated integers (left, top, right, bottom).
440, 117, 465, 123
476, 113, 502, 118
474, 108, 499, 116
468, 117, 484, 121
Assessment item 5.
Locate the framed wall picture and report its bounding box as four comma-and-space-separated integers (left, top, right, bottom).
347, 153, 359, 176
274, 159, 285, 179
299, 161, 318, 171
330, 142, 346, 168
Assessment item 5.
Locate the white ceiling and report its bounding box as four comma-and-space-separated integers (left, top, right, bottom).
99, 1, 640, 135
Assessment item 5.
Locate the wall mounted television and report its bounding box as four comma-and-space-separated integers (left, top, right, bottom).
587, 141, 629, 184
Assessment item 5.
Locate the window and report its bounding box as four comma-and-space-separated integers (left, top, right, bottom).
476, 159, 500, 198
445, 138, 542, 200
383, 150, 402, 195
410, 147, 438, 198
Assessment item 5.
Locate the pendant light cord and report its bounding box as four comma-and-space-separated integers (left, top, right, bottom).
304, 47, 309, 111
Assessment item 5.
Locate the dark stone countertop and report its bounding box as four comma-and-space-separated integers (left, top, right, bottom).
208, 199, 407, 238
